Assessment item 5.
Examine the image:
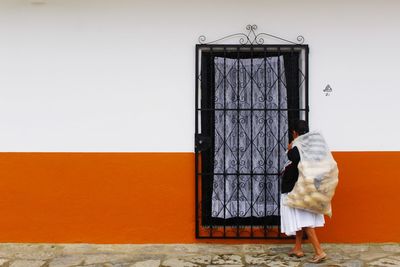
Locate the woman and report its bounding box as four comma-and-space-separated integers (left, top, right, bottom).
280, 120, 327, 263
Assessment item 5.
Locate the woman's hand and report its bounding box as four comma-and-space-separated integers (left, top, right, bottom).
288, 142, 293, 150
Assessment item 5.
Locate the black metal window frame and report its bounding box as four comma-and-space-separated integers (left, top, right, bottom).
195, 42, 309, 239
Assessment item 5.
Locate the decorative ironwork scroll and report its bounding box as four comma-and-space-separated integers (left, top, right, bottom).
198, 24, 304, 45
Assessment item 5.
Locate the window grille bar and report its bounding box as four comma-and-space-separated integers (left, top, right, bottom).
197, 44, 308, 50
305, 47, 310, 122
196, 236, 295, 240
236, 47, 240, 236
250, 45, 254, 237
263, 46, 268, 237
223, 47, 227, 237
209, 46, 214, 238
195, 45, 199, 238
277, 47, 282, 237
197, 108, 308, 111
196, 172, 281, 176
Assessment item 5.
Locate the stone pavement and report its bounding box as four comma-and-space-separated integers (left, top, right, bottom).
0, 243, 399, 267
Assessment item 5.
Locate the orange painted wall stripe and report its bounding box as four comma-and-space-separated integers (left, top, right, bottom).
0, 152, 398, 243
319, 152, 400, 243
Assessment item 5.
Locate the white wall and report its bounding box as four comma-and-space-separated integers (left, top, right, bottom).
0, 0, 399, 152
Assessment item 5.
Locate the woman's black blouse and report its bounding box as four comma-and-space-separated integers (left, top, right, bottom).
281, 146, 301, 194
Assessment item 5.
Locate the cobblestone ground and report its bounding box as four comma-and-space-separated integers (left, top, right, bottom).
0, 243, 399, 267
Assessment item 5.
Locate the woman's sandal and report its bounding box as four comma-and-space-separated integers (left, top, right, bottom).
308, 252, 327, 263
288, 251, 305, 258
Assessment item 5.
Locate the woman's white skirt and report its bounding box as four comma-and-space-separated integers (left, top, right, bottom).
280, 193, 325, 236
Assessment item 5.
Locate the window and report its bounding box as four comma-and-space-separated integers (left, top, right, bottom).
195, 44, 309, 239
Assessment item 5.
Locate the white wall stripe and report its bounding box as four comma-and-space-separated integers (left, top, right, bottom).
0, 0, 399, 151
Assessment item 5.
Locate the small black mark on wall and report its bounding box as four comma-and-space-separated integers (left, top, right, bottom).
323, 84, 333, 96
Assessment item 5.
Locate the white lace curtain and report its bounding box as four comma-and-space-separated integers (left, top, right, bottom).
211, 56, 288, 218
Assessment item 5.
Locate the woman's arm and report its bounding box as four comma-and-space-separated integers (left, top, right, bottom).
287, 146, 300, 164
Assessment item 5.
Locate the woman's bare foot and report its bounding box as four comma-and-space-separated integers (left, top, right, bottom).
288, 249, 305, 258
308, 252, 327, 263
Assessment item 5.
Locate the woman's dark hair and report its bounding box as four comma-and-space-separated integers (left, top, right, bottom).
292, 120, 309, 136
